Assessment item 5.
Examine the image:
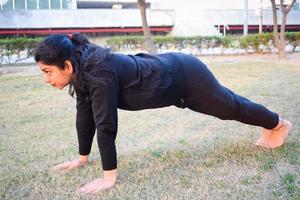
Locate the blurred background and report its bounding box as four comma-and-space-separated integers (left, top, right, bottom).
0, 0, 299, 65
1, 0, 299, 37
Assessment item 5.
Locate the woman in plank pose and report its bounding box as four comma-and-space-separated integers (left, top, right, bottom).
34, 33, 292, 194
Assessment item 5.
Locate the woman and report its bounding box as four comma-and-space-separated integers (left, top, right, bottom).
34, 33, 292, 194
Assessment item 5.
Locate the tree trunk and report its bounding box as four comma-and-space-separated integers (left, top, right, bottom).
270, 0, 279, 48
270, 0, 296, 59
137, 0, 157, 54
279, 13, 287, 59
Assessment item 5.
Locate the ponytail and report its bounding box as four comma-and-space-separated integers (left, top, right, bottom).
67, 32, 90, 47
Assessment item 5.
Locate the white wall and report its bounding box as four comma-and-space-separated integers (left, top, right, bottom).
150, 0, 271, 10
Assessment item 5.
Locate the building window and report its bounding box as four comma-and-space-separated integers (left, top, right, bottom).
27, 0, 37, 9
62, 0, 68, 9
15, 0, 25, 9
39, 0, 49, 9
292, 1, 299, 10
1, 0, 71, 10
2, 0, 14, 10
51, 0, 60, 9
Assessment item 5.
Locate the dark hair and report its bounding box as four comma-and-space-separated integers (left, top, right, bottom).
34, 32, 111, 97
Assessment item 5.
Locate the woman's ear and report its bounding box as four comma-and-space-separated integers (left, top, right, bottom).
64, 60, 73, 74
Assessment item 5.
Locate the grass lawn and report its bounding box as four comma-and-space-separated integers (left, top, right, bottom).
0, 54, 299, 200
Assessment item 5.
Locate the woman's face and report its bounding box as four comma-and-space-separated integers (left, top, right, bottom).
38, 61, 73, 90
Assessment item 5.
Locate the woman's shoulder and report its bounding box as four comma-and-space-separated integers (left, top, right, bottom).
84, 54, 120, 83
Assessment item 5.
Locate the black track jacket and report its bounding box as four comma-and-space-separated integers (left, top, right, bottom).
76, 52, 186, 170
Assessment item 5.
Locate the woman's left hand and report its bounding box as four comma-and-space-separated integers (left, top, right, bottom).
76, 178, 116, 194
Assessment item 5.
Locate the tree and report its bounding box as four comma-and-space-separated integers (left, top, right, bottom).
270, 0, 296, 59
137, 0, 157, 54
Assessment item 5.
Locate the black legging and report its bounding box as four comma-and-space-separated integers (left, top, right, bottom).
174, 54, 279, 130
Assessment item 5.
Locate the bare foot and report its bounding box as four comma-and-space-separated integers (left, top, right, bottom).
256, 119, 293, 148
76, 178, 116, 194
52, 159, 87, 171
255, 128, 272, 147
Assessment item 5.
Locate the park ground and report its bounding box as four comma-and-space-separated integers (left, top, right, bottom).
0, 53, 299, 199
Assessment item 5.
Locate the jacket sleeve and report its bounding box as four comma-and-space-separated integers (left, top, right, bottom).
76, 93, 96, 156
88, 69, 119, 171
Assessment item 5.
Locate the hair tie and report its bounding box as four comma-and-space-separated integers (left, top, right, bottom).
67, 34, 73, 40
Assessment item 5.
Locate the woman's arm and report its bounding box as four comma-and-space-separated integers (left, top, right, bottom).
84, 68, 119, 171
76, 67, 119, 194
76, 94, 96, 156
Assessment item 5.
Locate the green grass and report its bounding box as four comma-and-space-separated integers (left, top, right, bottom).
0, 54, 300, 199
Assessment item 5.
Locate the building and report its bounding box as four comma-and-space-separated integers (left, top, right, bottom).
0, 0, 300, 37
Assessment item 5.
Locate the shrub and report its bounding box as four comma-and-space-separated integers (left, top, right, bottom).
0, 37, 42, 65
106, 35, 233, 52
239, 33, 273, 53
1, 32, 300, 65
286, 32, 300, 52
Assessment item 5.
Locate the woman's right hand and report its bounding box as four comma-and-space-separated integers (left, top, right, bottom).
52, 155, 89, 171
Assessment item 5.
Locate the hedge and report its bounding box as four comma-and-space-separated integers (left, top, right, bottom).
239, 33, 273, 53
106, 35, 234, 51
1, 32, 300, 65
239, 32, 300, 53
286, 32, 300, 51
0, 37, 43, 65
106, 32, 300, 54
